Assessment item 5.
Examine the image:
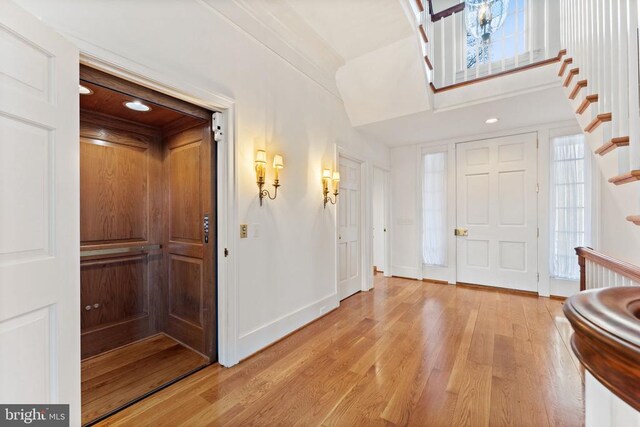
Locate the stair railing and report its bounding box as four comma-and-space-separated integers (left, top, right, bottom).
575, 247, 640, 291
411, 0, 561, 90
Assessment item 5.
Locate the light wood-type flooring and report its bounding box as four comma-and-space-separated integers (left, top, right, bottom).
82, 334, 208, 425
97, 276, 584, 426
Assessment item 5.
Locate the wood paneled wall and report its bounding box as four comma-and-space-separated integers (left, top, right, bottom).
80, 111, 163, 359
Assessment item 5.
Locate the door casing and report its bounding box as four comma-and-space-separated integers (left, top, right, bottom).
77, 50, 240, 366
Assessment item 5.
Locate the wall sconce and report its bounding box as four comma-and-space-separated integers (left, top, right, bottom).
256, 150, 283, 206
322, 168, 340, 208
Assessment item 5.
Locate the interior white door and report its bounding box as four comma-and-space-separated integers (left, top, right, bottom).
0, 0, 80, 422
456, 133, 538, 292
337, 156, 361, 300
372, 168, 386, 272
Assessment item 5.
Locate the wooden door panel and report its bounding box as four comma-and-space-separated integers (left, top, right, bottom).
163, 122, 214, 358
169, 255, 203, 328
81, 255, 147, 330
169, 139, 202, 242
79, 116, 161, 358
80, 138, 148, 244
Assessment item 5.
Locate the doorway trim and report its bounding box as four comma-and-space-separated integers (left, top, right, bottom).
337, 146, 371, 296
77, 45, 240, 366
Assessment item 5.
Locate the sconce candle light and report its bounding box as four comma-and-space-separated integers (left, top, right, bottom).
323, 168, 340, 208
256, 150, 283, 206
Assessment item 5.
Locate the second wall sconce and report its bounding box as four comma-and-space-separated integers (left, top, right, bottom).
255, 150, 283, 206
322, 168, 340, 208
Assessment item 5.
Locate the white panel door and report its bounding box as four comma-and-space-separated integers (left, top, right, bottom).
372, 168, 386, 271
338, 156, 361, 300
456, 133, 538, 292
0, 0, 80, 422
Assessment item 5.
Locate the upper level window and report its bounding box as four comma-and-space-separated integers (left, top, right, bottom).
549, 134, 591, 280
466, 0, 527, 68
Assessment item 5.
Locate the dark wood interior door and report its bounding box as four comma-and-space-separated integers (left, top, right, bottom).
80, 112, 163, 359
163, 121, 216, 359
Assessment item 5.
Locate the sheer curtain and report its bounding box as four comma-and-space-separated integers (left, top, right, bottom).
423, 152, 447, 266
550, 134, 590, 280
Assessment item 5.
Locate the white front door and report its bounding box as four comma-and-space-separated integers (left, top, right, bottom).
338, 156, 361, 300
0, 0, 80, 423
456, 133, 538, 292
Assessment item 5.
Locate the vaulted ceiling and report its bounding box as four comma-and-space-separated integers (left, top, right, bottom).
283, 0, 413, 61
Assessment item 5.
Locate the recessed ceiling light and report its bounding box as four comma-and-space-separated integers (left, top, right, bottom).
79, 84, 93, 95
123, 100, 151, 112
485, 117, 499, 124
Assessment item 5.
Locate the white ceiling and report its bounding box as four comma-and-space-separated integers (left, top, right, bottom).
283, 0, 413, 61
355, 86, 578, 146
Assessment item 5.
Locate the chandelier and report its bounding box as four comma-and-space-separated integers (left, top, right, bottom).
465, 0, 510, 44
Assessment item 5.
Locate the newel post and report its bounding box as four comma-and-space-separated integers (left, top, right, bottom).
576, 247, 586, 291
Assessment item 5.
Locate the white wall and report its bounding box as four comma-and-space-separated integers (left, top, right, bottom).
15, 0, 390, 362
585, 372, 640, 427
391, 120, 585, 297
584, 127, 640, 266
336, 36, 430, 126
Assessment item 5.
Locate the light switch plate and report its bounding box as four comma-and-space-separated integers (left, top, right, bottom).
240, 224, 248, 238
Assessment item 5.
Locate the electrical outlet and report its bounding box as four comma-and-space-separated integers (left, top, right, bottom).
240, 224, 248, 238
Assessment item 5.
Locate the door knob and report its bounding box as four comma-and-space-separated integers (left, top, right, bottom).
454, 228, 469, 236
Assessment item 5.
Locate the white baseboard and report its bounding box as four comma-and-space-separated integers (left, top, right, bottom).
549, 278, 580, 298
237, 293, 339, 360
391, 265, 419, 279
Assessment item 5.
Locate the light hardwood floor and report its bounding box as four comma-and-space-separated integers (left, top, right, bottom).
97, 276, 584, 426
82, 334, 207, 425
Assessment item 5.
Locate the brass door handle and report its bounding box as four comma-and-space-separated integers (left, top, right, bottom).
454, 228, 469, 236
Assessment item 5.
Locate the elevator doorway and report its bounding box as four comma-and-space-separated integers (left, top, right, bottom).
78, 66, 217, 425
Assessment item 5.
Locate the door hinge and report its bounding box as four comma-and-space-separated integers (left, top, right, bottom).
536, 183, 539, 193
224, 248, 229, 257
537, 227, 540, 238
212, 112, 223, 142
537, 272, 540, 282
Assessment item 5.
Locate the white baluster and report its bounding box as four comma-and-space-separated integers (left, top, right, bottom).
610, 0, 620, 139
515, 0, 520, 67
528, 0, 533, 64
627, 0, 640, 171
441, 17, 446, 87
452, 13, 457, 84
618, 0, 629, 138
544, 0, 549, 58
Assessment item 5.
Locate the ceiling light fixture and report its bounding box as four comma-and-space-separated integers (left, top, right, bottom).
79, 84, 93, 95
465, 0, 509, 44
123, 100, 151, 112
485, 117, 499, 124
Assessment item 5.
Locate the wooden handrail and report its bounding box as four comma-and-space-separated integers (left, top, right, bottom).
431, 2, 465, 22
429, 52, 564, 93
563, 286, 640, 411
575, 247, 640, 291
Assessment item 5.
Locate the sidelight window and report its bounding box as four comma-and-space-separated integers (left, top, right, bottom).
549, 133, 591, 280
422, 151, 448, 266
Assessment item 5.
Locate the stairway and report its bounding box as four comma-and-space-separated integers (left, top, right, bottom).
558, 0, 640, 226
